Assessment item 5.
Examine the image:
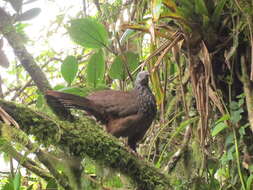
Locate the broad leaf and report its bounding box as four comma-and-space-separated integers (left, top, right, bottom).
68, 18, 108, 49
109, 51, 139, 80
231, 109, 243, 124
86, 50, 105, 87
215, 114, 229, 124
61, 56, 78, 85
59, 87, 90, 97
211, 122, 228, 137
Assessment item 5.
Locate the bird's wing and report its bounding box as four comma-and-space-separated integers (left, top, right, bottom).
87, 90, 139, 118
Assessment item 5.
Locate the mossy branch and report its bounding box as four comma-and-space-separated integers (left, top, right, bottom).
0, 99, 172, 190
0, 140, 52, 181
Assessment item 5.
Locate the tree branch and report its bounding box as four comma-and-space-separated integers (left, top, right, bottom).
0, 7, 72, 120
0, 99, 172, 190
0, 142, 52, 181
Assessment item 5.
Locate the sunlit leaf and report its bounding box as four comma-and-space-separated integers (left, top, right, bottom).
152, 0, 163, 21
247, 175, 253, 190
13, 171, 21, 190
104, 175, 123, 188
211, 122, 228, 137
27, 184, 34, 190
1, 182, 14, 190
87, 50, 105, 87
109, 51, 139, 80
61, 56, 78, 85
36, 93, 44, 108
215, 114, 230, 124
160, 12, 188, 28
56, 85, 108, 97
58, 87, 89, 96
68, 18, 108, 49
162, 0, 177, 12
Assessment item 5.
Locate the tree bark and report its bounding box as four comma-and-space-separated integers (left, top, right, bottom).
0, 7, 72, 121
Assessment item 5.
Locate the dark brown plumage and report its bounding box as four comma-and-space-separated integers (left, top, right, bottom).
45, 71, 156, 150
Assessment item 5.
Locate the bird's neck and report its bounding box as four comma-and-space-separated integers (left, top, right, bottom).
134, 83, 149, 91
134, 84, 156, 116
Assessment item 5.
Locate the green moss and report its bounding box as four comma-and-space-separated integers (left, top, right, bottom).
0, 99, 171, 189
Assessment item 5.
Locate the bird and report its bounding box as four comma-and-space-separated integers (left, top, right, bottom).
45, 71, 157, 151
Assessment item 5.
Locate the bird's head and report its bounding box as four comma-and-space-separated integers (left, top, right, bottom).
135, 71, 150, 86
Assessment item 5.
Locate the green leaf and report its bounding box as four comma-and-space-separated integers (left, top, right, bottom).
27, 184, 34, 190
46, 178, 58, 190
109, 51, 139, 80
36, 93, 44, 108
13, 171, 21, 190
211, 122, 228, 137
68, 18, 108, 49
61, 56, 78, 85
231, 109, 243, 124
104, 175, 123, 188
215, 114, 230, 124
109, 55, 124, 80
56, 85, 108, 97
195, 0, 209, 16
1, 182, 14, 190
162, 0, 177, 12
246, 175, 253, 190
86, 50, 105, 87
211, 0, 227, 27
59, 87, 91, 96
230, 101, 238, 110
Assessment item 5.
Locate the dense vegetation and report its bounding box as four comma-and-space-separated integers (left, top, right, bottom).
0, 0, 253, 189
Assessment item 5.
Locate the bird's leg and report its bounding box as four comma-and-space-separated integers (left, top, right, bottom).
127, 137, 144, 158
128, 137, 137, 151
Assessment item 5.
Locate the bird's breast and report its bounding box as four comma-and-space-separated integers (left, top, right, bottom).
137, 87, 157, 118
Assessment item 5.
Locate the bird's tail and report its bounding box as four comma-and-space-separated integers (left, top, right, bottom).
45, 90, 105, 121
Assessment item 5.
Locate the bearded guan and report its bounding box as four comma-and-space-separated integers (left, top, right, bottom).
45, 71, 157, 151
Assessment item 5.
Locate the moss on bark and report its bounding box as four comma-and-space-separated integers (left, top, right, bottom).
0, 99, 171, 190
